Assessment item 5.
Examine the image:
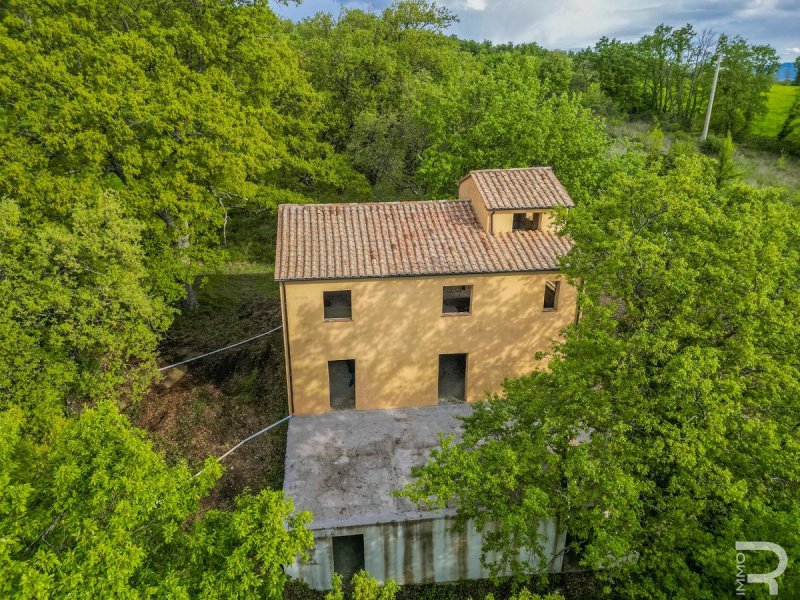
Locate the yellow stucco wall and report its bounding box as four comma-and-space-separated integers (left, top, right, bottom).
281, 272, 577, 415
458, 176, 490, 231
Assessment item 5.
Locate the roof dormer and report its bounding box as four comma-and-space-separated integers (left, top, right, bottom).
458, 167, 574, 234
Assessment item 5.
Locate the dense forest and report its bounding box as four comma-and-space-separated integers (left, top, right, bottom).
1, 0, 798, 598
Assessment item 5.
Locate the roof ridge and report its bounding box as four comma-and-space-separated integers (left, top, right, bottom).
474, 166, 553, 173
457, 166, 554, 185
279, 199, 466, 209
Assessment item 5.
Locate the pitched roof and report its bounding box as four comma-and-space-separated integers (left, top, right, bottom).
463, 167, 574, 210
275, 200, 572, 282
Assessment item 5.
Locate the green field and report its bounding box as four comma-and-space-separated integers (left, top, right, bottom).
751, 84, 799, 138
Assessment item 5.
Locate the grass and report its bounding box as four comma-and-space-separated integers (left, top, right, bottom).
751, 84, 799, 138
607, 118, 800, 204
734, 145, 800, 202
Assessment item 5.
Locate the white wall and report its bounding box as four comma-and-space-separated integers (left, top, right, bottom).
286, 516, 566, 590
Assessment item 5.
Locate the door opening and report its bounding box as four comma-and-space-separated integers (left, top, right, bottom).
332, 534, 365, 584
329, 359, 356, 410
438, 353, 467, 404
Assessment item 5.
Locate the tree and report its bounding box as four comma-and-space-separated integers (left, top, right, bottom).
293, 1, 463, 198
293, 2, 596, 200
382, 0, 458, 31
712, 36, 780, 137
576, 26, 717, 127
577, 37, 646, 114
714, 131, 741, 188
794, 56, 800, 86
0, 0, 368, 309
414, 53, 608, 200
0, 193, 171, 428
645, 124, 664, 154
576, 26, 778, 136
404, 154, 800, 597
0, 401, 312, 598
486, 593, 565, 600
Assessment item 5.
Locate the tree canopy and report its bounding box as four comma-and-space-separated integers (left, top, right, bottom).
576, 26, 779, 136
0, 402, 311, 598
404, 153, 800, 597
292, 3, 607, 200
0, 0, 369, 309
1, 0, 794, 596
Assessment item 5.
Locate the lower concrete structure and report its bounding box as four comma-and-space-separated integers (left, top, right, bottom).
284, 405, 565, 589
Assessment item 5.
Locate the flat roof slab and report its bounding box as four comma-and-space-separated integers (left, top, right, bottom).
284, 404, 472, 530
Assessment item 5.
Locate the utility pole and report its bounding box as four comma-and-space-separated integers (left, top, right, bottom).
701, 57, 721, 141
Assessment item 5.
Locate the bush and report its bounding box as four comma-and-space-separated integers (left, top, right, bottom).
699, 134, 725, 156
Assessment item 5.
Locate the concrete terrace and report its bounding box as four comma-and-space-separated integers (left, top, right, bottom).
284, 404, 472, 530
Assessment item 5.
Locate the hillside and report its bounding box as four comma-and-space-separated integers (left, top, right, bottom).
776, 61, 797, 82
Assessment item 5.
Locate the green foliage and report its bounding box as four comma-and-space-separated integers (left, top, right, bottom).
0, 0, 368, 305
0, 401, 311, 598
577, 25, 779, 136
1, 0, 795, 597
486, 592, 564, 600
645, 124, 664, 154
293, 3, 605, 200
382, 0, 458, 32
182, 489, 312, 599
404, 154, 800, 597
415, 53, 608, 200
713, 36, 781, 137
698, 133, 725, 155
293, 1, 464, 198
0, 193, 171, 426
326, 571, 399, 600
715, 131, 741, 188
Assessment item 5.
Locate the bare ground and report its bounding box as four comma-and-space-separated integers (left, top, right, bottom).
132, 265, 289, 508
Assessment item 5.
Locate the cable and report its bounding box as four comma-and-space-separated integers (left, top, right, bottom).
158, 326, 283, 371
217, 415, 293, 462
194, 415, 292, 477
156, 326, 290, 476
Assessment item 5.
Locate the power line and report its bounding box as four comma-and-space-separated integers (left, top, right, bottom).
194, 415, 292, 477
217, 415, 293, 462
158, 325, 283, 371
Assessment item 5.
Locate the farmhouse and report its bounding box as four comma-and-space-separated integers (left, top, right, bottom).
276, 167, 578, 588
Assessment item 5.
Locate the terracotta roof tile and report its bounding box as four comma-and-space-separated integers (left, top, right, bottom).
275, 200, 572, 282
464, 167, 574, 210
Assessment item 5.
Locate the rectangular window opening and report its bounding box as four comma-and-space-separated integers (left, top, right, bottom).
438, 353, 467, 404
328, 359, 355, 410
324, 290, 352, 320
512, 212, 541, 232
332, 534, 365, 584
543, 280, 560, 311
442, 285, 472, 314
